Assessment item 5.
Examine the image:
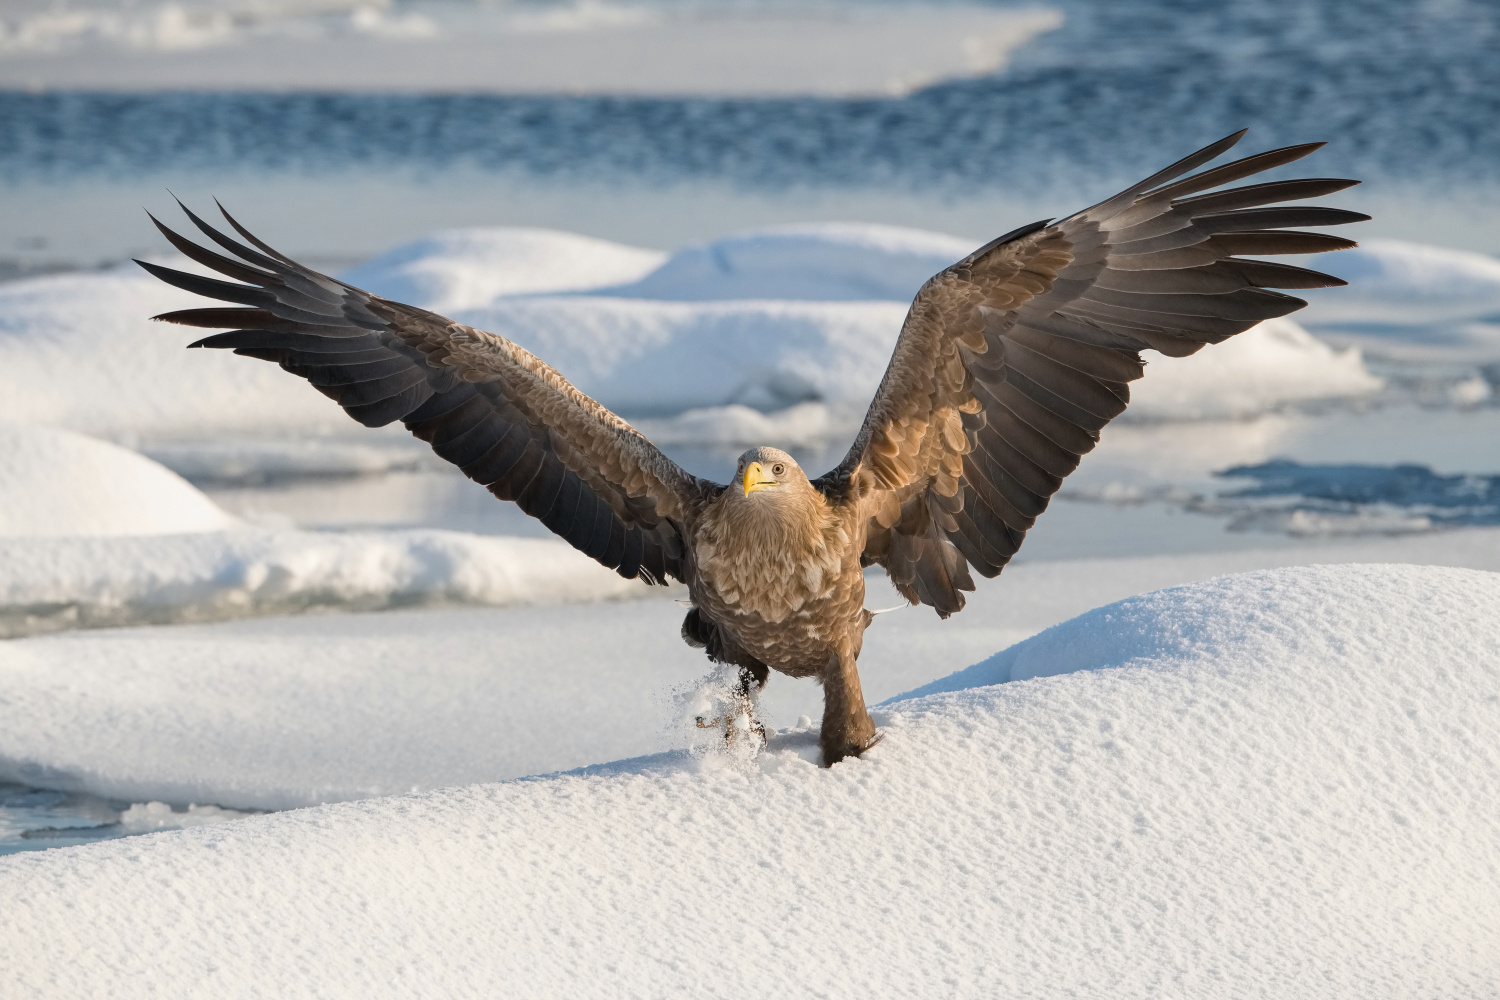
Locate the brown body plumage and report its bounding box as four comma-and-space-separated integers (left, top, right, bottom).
138, 131, 1366, 764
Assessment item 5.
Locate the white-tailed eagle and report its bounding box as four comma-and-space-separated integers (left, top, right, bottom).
140, 131, 1364, 764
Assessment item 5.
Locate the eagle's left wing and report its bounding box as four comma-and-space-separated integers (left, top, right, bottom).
140, 203, 718, 585
815, 131, 1366, 616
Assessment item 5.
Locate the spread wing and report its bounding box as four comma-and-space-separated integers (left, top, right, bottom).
816, 130, 1366, 617
141, 203, 717, 585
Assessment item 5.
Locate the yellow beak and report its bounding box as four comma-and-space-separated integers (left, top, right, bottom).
743, 461, 778, 496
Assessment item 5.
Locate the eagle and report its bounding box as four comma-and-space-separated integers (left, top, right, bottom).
139, 131, 1364, 765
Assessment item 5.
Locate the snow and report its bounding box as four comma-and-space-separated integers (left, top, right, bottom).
138, 434, 430, 485
7, 529, 1500, 812
0, 2, 1064, 97
0, 422, 236, 537
2, 563, 1497, 997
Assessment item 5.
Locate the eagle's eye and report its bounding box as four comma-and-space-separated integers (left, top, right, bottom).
772, 463, 786, 476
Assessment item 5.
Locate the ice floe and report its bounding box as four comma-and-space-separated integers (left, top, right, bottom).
0, 265, 341, 437
2, 564, 1496, 996
0, 2, 1064, 97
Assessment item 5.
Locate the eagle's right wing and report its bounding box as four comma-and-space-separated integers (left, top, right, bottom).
142, 203, 717, 584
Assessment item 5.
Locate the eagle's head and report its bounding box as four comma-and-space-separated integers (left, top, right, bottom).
733, 446, 812, 504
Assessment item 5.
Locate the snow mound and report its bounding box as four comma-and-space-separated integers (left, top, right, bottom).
0, 527, 648, 638
2, 564, 1496, 996
599, 223, 976, 302
340, 228, 666, 312
1128, 317, 1383, 420
0, 422, 235, 537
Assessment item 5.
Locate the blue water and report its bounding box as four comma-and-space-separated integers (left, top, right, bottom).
1, 0, 1496, 190
1219, 459, 1500, 528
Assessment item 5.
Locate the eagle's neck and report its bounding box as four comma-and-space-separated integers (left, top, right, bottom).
695, 489, 853, 625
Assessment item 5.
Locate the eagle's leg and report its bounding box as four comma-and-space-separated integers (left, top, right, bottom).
819, 640, 879, 766
724, 665, 768, 747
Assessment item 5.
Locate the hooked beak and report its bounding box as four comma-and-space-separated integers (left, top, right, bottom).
742, 461, 778, 496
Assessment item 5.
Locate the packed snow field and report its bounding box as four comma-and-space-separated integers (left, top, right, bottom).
2, 219, 1500, 991
3, 565, 1497, 995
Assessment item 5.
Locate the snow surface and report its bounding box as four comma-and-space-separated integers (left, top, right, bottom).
2, 563, 1497, 997
0, 224, 1398, 439
0, 1, 1064, 97
0, 422, 236, 537
7, 530, 1500, 811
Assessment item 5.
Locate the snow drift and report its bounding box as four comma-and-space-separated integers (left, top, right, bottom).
1305, 238, 1500, 327
0, 421, 235, 537
1, 564, 1496, 997
0, 224, 1393, 440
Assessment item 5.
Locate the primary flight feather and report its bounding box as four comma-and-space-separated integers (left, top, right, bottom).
141, 131, 1365, 764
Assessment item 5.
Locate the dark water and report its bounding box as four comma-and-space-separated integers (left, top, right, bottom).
1, 0, 1496, 190
1218, 459, 1500, 528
